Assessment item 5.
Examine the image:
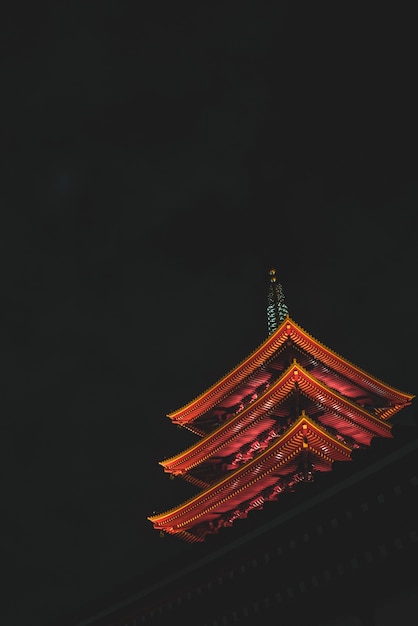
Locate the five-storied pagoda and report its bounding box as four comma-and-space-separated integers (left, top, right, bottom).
148, 270, 414, 542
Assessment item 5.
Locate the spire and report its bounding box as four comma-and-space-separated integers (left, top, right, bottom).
267, 268, 289, 335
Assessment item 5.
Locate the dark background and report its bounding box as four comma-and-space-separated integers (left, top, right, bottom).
1, 2, 417, 625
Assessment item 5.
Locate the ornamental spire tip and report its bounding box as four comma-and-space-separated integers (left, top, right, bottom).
267, 268, 289, 334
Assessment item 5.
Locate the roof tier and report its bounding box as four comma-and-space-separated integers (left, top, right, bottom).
168, 318, 413, 436
160, 360, 393, 487
148, 413, 352, 542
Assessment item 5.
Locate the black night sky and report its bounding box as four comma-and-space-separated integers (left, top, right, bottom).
1, 3, 417, 625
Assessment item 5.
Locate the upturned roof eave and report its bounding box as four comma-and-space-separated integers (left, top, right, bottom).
160, 363, 297, 471
160, 361, 392, 474
295, 363, 394, 436
149, 414, 352, 528
286, 320, 415, 405
167, 317, 414, 426
167, 316, 291, 423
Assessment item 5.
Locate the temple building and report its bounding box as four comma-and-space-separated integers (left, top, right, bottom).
148, 269, 414, 543
52, 269, 417, 626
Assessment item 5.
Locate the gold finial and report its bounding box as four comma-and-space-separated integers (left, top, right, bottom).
269, 268, 276, 282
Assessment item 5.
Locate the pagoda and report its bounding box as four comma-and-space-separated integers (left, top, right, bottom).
148, 270, 414, 542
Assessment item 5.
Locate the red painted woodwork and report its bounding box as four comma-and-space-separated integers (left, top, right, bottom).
149, 304, 414, 542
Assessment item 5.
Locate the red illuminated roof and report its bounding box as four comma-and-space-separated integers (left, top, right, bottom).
161, 360, 393, 480
168, 317, 414, 428
149, 413, 352, 541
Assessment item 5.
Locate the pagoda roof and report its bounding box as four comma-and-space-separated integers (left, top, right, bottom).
149, 413, 352, 541
168, 317, 414, 428
161, 360, 393, 478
